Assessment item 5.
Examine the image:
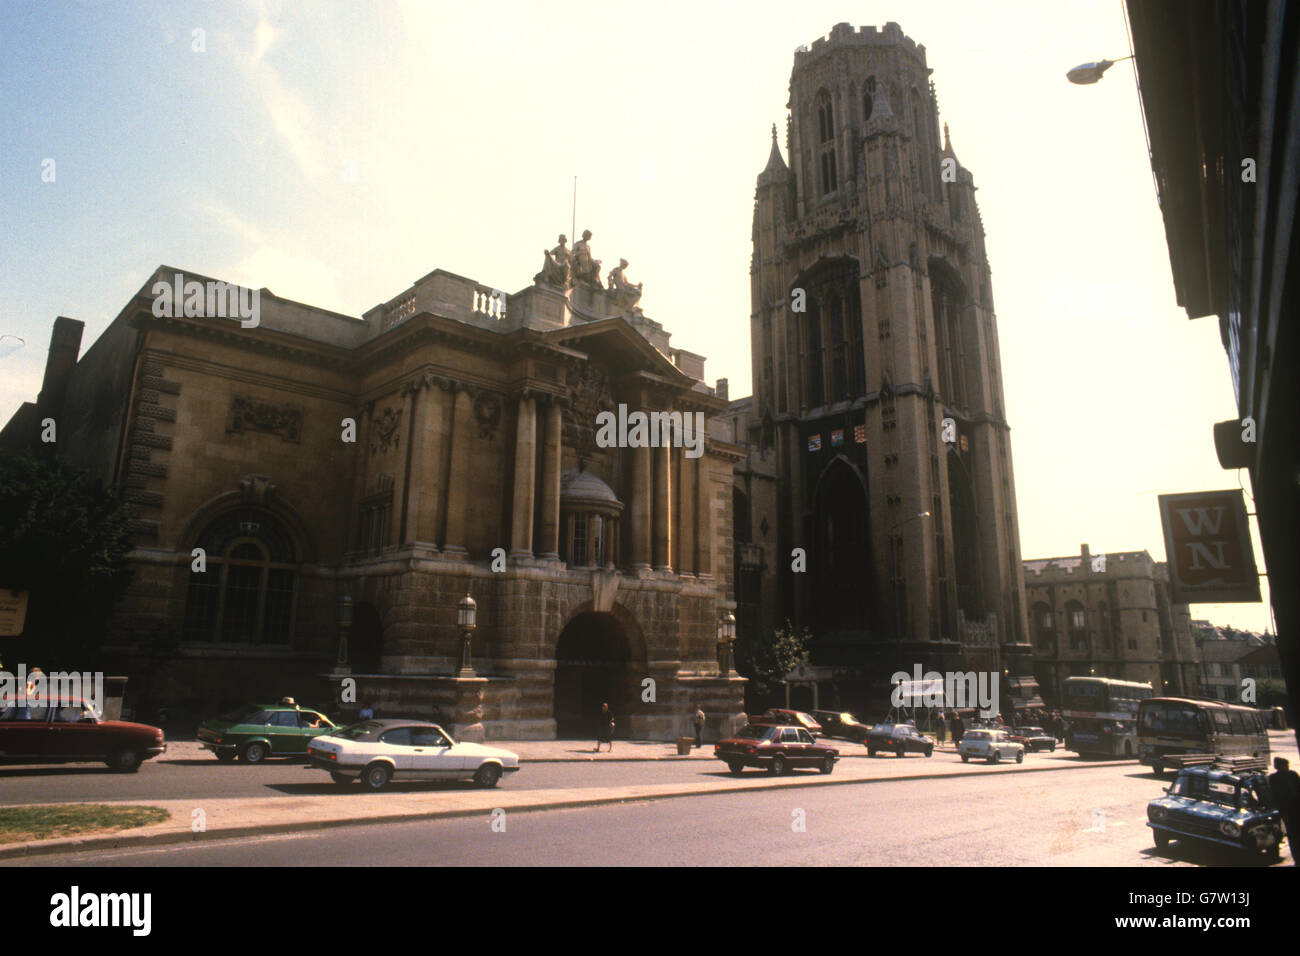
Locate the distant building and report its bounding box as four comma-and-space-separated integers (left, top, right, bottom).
1192, 620, 1278, 703
1022, 544, 1200, 704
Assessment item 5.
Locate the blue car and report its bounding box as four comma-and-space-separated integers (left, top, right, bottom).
1147, 767, 1284, 860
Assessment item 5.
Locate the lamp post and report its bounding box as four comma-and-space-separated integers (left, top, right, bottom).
1065, 55, 1133, 84
890, 512, 930, 642
457, 592, 478, 678
335, 594, 353, 674
717, 611, 737, 677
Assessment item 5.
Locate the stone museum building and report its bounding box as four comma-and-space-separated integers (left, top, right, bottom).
1022, 544, 1201, 704
2, 236, 747, 740
731, 22, 1033, 711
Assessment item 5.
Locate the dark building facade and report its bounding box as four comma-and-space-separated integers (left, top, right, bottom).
733, 22, 1033, 712
1128, 0, 1300, 745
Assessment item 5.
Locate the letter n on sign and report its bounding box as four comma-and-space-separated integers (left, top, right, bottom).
1158, 490, 1260, 603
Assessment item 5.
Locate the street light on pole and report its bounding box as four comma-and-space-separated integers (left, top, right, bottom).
890, 512, 930, 641
457, 592, 478, 678
1065, 55, 1133, 84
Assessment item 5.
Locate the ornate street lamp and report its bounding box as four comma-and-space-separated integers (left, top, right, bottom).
458, 592, 478, 678
717, 610, 737, 677
335, 594, 353, 673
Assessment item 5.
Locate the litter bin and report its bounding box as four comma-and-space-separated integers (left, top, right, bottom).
676, 737, 694, 755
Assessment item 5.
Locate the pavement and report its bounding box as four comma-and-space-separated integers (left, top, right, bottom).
3, 731, 1291, 862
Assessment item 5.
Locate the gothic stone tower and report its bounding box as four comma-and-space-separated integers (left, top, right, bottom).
745, 22, 1031, 707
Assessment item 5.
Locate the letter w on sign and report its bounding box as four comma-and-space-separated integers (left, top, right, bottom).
1158, 490, 1260, 603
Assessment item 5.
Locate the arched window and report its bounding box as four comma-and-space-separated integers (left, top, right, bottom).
183, 508, 299, 644
798, 263, 863, 407
815, 90, 837, 195
931, 263, 972, 410
1066, 600, 1088, 651
1033, 602, 1055, 650
863, 76, 875, 122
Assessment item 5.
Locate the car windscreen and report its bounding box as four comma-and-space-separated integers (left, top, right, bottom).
328, 722, 382, 740
1140, 703, 1202, 737
1171, 776, 1238, 806
734, 726, 774, 740
965, 731, 989, 740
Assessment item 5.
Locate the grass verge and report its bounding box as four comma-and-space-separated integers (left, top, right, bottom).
0, 805, 170, 844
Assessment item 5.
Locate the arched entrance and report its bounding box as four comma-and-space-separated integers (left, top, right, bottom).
553, 612, 631, 739
811, 458, 875, 635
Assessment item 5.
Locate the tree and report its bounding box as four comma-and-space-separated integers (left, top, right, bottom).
735, 619, 811, 702
0, 451, 136, 669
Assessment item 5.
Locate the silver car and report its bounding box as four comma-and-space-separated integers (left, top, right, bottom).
958, 729, 1025, 764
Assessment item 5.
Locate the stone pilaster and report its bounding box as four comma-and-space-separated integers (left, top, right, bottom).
442, 384, 475, 556
695, 451, 712, 576
653, 443, 672, 571
348, 401, 373, 552
403, 375, 447, 548
510, 393, 537, 560
629, 442, 652, 571
678, 445, 696, 575
538, 398, 563, 559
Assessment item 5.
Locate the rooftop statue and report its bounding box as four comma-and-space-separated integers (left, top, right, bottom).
572, 229, 602, 287
536, 234, 571, 287
607, 258, 643, 312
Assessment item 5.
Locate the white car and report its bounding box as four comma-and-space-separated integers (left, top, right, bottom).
958, 729, 1025, 764
307, 719, 521, 791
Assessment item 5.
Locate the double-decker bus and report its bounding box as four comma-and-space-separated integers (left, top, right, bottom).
1136, 697, 1271, 775
1062, 677, 1153, 757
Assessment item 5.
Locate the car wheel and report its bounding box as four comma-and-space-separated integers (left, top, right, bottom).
727, 761, 744, 776
820, 755, 835, 775
895, 746, 905, 758
868, 748, 877, 757
1153, 762, 1165, 778
473, 763, 503, 788
241, 741, 268, 765
1016, 750, 1024, 764
214, 751, 237, 763
329, 771, 353, 785
770, 755, 787, 776
989, 751, 1000, 764
106, 749, 143, 773
925, 747, 933, 758
961, 754, 970, 763
1154, 830, 1170, 849
1049, 745, 1056, 753
362, 762, 392, 791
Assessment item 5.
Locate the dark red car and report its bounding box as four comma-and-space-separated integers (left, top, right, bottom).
715, 723, 839, 775
0, 698, 165, 772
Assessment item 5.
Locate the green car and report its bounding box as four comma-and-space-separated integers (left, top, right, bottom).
197, 703, 337, 764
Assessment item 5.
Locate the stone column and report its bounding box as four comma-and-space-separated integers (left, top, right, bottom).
347, 402, 373, 552
677, 444, 696, 575
404, 376, 446, 548
538, 399, 563, 560
694, 450, 712, 576
442, 385, 475, 556
629, 443, 652, 571
653, 443, 672, 571
509, 393, 537, 560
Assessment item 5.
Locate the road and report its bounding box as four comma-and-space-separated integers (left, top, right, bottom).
15, 762, 1293, 867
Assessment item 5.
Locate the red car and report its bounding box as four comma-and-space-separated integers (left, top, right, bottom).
0, 698, 166, 772
715, 723, 839, 775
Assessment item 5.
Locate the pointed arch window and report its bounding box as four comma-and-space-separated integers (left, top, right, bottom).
799, 264, 864, 407
863, 76, 875, 123
815, 91, 837, 195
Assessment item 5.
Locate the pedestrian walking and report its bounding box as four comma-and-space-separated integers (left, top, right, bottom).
1267, 757, 1300, 857
935, 711, 947, 745
692, 705, 706, 748
953, 713, 965, 745
595, 702, 615, 752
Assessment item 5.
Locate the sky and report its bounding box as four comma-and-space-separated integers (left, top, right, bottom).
0, 0, 1272, 634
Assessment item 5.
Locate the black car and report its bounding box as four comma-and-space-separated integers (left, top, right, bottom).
866, 722, 935, 757
812, 710, 871, 742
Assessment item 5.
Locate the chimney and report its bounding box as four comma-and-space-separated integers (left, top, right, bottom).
715, 377, 729, 401
37, 316, 85, 414
1081, 543, 1091, 569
